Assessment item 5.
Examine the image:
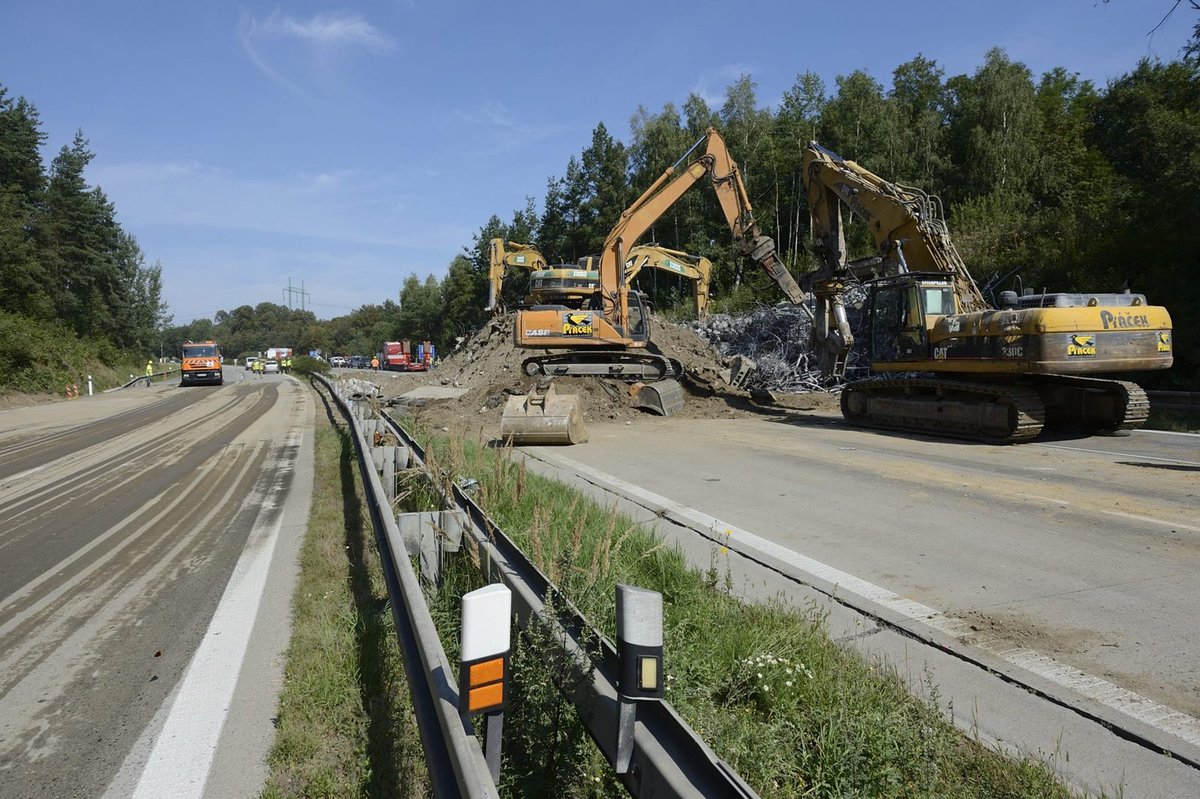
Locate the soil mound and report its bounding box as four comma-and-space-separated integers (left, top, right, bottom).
365, 312, 838, 438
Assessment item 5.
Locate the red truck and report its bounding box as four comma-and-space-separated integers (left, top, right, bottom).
381, 341, 435, 371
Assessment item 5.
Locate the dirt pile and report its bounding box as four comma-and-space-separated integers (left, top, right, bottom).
366, 313, 838, 437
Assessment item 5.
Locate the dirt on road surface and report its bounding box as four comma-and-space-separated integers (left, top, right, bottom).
364, 313, 840, 439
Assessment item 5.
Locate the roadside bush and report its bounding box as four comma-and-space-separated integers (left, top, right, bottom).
292, 354, 331, 376
0, 310, 130, 393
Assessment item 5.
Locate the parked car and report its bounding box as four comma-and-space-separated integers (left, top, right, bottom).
263, 359, 280, 373
349, 355, 370, 369
244, 356, 259, 371
330, 356, 347, 368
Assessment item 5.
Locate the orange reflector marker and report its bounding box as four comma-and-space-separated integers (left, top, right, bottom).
470, 657, 505, 686
469, 682, 504, 713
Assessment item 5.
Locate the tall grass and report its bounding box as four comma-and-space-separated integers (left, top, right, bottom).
260, 390, 427, 798
417, 425, 1088, 799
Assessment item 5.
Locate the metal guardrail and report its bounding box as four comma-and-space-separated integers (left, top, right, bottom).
373, 409, 760, 798
315, 371, 761, 797
1148, 390, 1200, 412
316, 375, 500, 799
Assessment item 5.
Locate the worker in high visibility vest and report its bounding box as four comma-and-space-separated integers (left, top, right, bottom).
145, 359, 154, 386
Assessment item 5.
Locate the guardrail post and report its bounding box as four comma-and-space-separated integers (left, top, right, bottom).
615, 584, 664, 774
460, 583, 512, 783
87, 374, 93, 397
382, 447, 396, 503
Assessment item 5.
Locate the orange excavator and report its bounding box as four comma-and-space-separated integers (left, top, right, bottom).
512, 127, 805, 381
500, 127, 808, 443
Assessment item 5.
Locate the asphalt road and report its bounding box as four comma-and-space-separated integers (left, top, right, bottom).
524, 413, 1200, 797
0, 368, 312, 799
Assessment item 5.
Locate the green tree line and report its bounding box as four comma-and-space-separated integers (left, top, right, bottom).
0, 86, 169, 352
389, 45, 1198, 385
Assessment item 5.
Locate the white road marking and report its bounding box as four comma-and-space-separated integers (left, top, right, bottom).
126, 432, 300, 799
527, 447, 1200, 751
1099, 508, 1200, 534
1038, 442, 1200, 468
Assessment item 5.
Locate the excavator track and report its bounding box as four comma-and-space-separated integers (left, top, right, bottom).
523, 351, 682, 381
1031, 376, 1149, 436
840, 377, 1047, 443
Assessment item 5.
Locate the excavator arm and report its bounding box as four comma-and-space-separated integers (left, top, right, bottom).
487, 238, 548, 311
623, 245, 712, 318
598, 127, 808, 331
802, 142, 988, 312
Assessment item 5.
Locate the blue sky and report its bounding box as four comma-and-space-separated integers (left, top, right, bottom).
1, 0, 1194, 324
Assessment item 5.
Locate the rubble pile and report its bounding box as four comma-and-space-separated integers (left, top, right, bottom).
688, 304, 826, 393
687, 290, 867, 394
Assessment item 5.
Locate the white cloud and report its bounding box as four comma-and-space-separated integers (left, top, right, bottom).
237, 11, 395, 92
254, 11, 395, 54
690, 63, 760, 108
444, 100, 567, 155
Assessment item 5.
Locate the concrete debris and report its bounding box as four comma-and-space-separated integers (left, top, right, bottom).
686, 291, 867, 394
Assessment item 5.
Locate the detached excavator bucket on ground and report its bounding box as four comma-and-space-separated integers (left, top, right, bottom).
500, 381, 588, 445
631, 379, 686, 416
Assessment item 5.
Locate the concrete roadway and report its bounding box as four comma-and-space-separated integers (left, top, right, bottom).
523, 413, 1200, 798
0, 368, 312, 799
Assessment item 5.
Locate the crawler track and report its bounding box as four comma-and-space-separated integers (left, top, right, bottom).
840, 377, 1046, 442
522, 350, 682, 381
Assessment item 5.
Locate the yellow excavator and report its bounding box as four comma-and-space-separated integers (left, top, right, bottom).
512, 127, 804, 380
486, 239, 549, 311
487, 238, 712, 318
500, 127, 808, 443
802, 141, 1173, 442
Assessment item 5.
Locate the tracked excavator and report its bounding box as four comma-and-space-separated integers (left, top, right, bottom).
513, 127, 804, 380
500, 127, 808, 444
801, 141, 1173, 442
487, 239, 712, 318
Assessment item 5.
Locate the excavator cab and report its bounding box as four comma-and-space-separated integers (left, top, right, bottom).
867, 274, 956, 364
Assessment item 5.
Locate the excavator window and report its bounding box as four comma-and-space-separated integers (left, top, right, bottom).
921, 285, 955, 316
628, 294, 649, 342
871, 285, 903, 361
870, 281, 927, 362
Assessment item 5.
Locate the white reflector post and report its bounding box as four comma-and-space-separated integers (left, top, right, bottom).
461, 583, 512, 662
616, 584, 663, 700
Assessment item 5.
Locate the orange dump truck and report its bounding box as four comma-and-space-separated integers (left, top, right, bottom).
181, 340, 224, 386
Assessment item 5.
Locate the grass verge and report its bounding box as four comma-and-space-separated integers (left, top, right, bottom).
260, 386, 428, 798
415, 424, 1093, 799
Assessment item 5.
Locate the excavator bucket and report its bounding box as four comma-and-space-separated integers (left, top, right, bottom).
500, 382, 588, 445
631, 379, 686, 417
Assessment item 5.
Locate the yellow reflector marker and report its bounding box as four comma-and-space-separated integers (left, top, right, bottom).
469, 682, 504, 713
638, 656, 658, 691
470, 657, 504, 686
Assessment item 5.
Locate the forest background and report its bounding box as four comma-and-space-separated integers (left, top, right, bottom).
2, 40, 1198, 391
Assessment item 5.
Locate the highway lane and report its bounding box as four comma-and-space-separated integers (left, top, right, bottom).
0, 369, 311, 799
526, 414, 1199, 792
